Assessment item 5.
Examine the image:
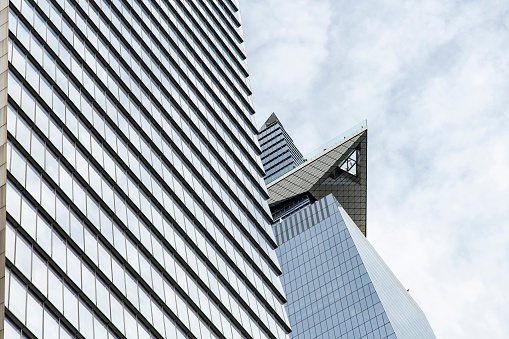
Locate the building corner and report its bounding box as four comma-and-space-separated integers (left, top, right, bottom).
0, 0, 8, 337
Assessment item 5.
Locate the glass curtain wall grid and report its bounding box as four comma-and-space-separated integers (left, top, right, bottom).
273, 195, 436, 339
3, 0, 292, 337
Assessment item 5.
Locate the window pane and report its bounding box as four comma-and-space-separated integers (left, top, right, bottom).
66, 246, 81, 287
15, 233, 32, 279
4, 318, 21, 339
31, 251, 47, 296
43, 308, 59, 339
9, 274, 27, 322
48, 268, 63, 312
79, 300, 94, 339
25, 162, 41, 202
10, 145, 26, 185
26, 291, 43, 337
7, 181, 22, 224
64, 284, 78, 328
36, 214, 52, 256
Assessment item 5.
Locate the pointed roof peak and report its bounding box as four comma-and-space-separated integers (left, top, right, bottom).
264, 112, 279, 127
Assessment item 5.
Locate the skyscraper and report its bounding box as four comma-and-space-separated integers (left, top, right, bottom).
258, 113, 304, 184
2, 0, 291, 338
259, 115, 436, 338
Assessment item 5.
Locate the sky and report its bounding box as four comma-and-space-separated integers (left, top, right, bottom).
239, 0, 509, 338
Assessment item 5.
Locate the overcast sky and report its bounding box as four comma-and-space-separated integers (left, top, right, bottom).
239, 0, 509, 338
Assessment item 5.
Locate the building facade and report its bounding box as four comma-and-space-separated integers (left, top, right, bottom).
2, 0, 291, 338
258, 113, 304, 184
258, 116, 436, 338
273, 195, 436, 339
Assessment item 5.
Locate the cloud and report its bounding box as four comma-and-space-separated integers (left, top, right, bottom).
241, 0, 509, 338
240, 0, 332, 131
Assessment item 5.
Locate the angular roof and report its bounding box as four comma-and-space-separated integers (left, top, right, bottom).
267, 124, 368, 234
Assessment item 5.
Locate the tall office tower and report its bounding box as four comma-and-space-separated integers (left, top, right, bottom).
2, 0, 291, 338
259, 118, 436, 338
258, 113, 303, 184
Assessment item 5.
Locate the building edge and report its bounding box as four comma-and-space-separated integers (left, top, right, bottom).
0, 0, 8, 337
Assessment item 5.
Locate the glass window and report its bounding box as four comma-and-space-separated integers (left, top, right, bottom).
98, 243, 111, 279
10, 146, 26, 186
43, 49, 55, 80
8, 71, 22, 103
86, 194, 100, 228
69, 211, 84, 248
31, 34, 43, 64
25, 162, 41, 203
30, 129, 45, 167
41, 180, 55, 217
101, 212, 114, 247
21, 197, 37, 238
15, 233, 32, 279
4, 318, 21, 339
59, 163, 72, 196
60, 324, 74, 339
138, 321, 150, 339
175, 293, 189, 329
124, 307, 137, 337
94, 315, 108, 338
84, 228, 98, 264
9, 274, 27, 322
52, 229, 67, 269
62, 134, 76, 168
49, 118, 63, 151
111, 256, 125, 295
45, 147, 59, 180
82, 263, 96, 303
96, 279, 110, 318
114, 193, 127, 224
21, 87, 36, 121
44, 308, 59, 339
125, 272, 139, 309
152, 298, 165, 334
6, 181, 21, 224
102, 179, 114, 210
66, 246, 81, 288
5, 223, 16, 264
113, 224, 126, 257
73, 178, 86, 212
40, 76, 53, 109
31, 251, 47, 296
48, 268, 63, 312
111, 292, 124, 331
16, 20, 30, 48
26, 291, 43, 337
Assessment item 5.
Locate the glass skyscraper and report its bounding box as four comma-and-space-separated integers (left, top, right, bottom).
273, 195, 436, 339
2, 0, 292, 338
258, 113, 303, 184
259, 116, 436, 338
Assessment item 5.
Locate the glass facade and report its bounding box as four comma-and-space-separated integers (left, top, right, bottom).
258, 113, 304, 183
3, 0, 291, 337
273, 195, 436, 339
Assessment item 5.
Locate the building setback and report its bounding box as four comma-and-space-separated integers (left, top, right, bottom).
2, 0, 292, 338
259, 115, 436, 338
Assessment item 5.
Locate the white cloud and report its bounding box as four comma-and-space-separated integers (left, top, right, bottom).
240, 0, 332, 130
241, 0, 509, 337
